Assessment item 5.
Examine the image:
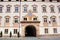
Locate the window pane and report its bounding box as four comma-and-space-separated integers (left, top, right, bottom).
45, 28, 48, 33
50, 7, 54, 13
5, 29, 8, 34
15, 7, 18, 12
33, 18, 37, 20
24, 6, 27, 12
14, 18, 18, 23
58, 7, 60, 12
52, 18, 56, 22
24, 18, 27, 21
42, 7, 46, 12
33, 7, 36, 12
44, 18, 47, 22
14, 29, 17, 34
53, 28, 57, 33
0, 7, 2, 13
6, 18, 9, 23
7, 7, 10, 12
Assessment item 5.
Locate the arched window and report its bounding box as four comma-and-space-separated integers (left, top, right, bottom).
14, 5, 20, 13
14, 16, 19, 23
50, 16, 56, 22
0, 5, 3, 13
57, 5, 60, 13
6, 5, 12, 13
42, 16, 48, 23
32, 4, 37, 13
49, 5, 55, 13
5, 16, 10, 23
23, 4, 28, 13
41, 5, 46, 13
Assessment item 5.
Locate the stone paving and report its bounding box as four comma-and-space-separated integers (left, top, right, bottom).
0, 36, 60, 40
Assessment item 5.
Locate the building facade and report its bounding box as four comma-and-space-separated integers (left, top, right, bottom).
0, 0, 60, 37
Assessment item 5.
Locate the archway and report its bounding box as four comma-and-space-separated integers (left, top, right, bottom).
25, 25, 36, 37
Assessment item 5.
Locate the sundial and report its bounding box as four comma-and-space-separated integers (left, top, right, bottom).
28, 11, 32, 16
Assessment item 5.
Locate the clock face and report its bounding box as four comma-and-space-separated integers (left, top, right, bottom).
28, 12, 32, 16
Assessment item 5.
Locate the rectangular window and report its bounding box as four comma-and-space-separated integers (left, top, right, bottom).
8, 0, 11, 1
57, 0, 60, 2
24, 6, 27, 12
14, 29, 17, 34
45, 28, 48, 33
0, 18, 1, 23
6, 18, 9, 23
53, 28, 57, 33
44, 18, 47, 22
33, 0, 36, 1
24, 18, 27, 21
0, 0, 3, 1
16, 0, 19, 1
42, 7, 46, 12
52, 0, 57, 2
42, 0, 45, 2
33, 18, 37, 20
33, 7, 37, 12
4, 29, 8, 34
7, 7, 10, 12
50, 7, 54, 13
50, 0, 52, 2
15, 7, 18, 12
24, 0, 27, 1
0, 7, 2, 13
14, 18, 18, 23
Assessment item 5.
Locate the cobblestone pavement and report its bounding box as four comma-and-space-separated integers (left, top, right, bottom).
0, 36, 60, 40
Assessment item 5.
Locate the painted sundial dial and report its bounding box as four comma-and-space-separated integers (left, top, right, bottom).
28, 12, 32, 16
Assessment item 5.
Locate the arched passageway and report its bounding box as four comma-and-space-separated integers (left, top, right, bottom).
25, 25, 36, 37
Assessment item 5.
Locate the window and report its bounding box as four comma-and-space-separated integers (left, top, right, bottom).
45, 28, 48, 33
33, 18, 37, 20
14, 18, 18, 23
52, 18, 56, 22
53, 28, 57, 33
24, 0, 27, 1
4, 29, 8, 34
58, 7, 60, 13
16, 0, 19, 1
15, 7, 18, 12
42, 0, 45, 2
50, 6, 55, 13
24, 18, 27, 21
0, 7, 2, 13
33, 7, 37, 12
0, 0, 3, 1
57, 0, 60, 2
44, 18, 47, 22
14, 29, 17, 34
42, 7, 46, 12
7, 7, 10, 12
52, 0, 57, 2
24, 6, 27, 12
33, 0, 36, 1
8, 0, 11, 1
6, 18, 9, 23
0, 18, 1, 23
50, 0, 52, 2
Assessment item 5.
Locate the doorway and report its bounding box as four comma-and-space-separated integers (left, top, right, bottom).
25, 25, 36, 37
